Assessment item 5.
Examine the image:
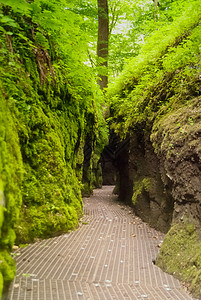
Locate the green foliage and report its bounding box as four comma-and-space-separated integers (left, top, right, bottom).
35, 32, 49, 49
108, 1, 201, 137
105, 0, 196, 77
0, 0, 30, 15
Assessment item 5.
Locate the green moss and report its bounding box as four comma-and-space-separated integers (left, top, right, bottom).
0, 4, 108, 296
16, 203, 79, 243
0, 250, 16, 283
0, 53, 86, 244
0, 272, 3, 299
0, 84, 24, 297
156, 221, 201, 298
0, 183, 4, 237
151, 97, 201, 158
0, 228, 16, 249
0, 13, 106, 246
132, 177, 152, 205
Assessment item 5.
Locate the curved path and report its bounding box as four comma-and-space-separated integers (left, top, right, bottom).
8, 186, 196, 300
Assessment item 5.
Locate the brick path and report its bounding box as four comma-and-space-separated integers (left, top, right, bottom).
7, 186, 196, 300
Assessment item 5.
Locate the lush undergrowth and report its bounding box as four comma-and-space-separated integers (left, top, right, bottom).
108, 0, 201, 136
0, 1, 108, 296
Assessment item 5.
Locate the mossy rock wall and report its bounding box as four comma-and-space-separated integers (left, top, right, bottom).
115, 132, 174, 233
0, 5, 107, 298
114, 91, 201, 300
156, 221, 201, 298
109, 3, 201, 297
151, 96, 201, 298
114, 97, 201, 298
0, 90, 23, 297
0, 49, 87, 245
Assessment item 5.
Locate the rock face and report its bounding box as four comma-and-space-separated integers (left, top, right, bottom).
105, 132, 174, 233
115, 96, 201, 298
151, 97, 201, 229
152, 98, 201, 298
128, 133, 174, 233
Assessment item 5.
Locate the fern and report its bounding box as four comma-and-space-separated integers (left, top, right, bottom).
0, 0, 30, 14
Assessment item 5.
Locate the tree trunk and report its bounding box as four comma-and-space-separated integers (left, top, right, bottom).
153, 0, 160, 21
97, 0, 109, 90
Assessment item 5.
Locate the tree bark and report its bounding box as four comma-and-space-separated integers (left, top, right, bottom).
97, 0, 109, 90
153, 0, 160, 21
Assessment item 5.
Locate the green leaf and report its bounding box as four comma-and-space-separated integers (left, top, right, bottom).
0, 0, 30, 15
0, 16, 17, 27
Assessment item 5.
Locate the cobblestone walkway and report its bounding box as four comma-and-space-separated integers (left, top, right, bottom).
7, 186, 196, 300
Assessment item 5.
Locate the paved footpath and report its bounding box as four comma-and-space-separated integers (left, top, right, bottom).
7, 186, 196, 300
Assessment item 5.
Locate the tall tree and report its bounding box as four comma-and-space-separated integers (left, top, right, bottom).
97, 0, 109, 90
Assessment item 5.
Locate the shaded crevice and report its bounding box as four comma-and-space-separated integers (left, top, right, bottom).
101, 131, 174, 233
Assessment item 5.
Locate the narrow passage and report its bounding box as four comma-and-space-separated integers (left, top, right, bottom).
8, 186, 195, 300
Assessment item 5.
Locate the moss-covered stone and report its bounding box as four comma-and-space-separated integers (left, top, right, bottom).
108, 4, 201, 297
132, 177, 152, 205
156, 220, 201, 297
149, 96, 201, 298
0, 4, 108, 298
151, 97, 201, 221
2, 67, 86, 244
0, 87, 23, 297
0, 250, 16, 283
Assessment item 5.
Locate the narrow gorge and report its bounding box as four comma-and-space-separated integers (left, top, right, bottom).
0, 0, 201, 299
